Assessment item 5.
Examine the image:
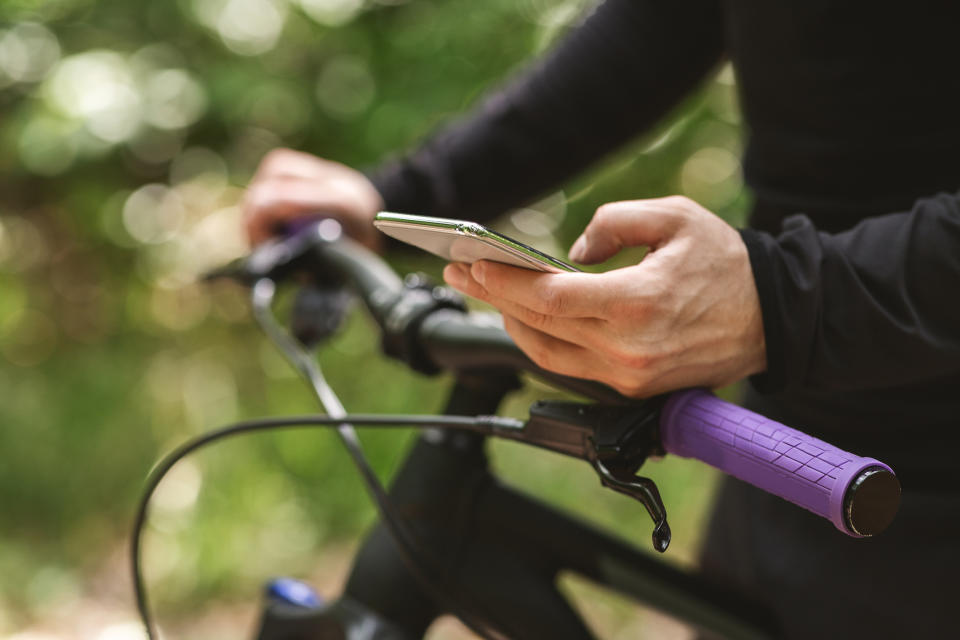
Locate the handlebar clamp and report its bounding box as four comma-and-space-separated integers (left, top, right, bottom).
380, 273, 468, 375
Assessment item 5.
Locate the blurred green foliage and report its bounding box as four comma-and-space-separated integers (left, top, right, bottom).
0, 0, 745, 635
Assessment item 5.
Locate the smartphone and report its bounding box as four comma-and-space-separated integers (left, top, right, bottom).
373, 212, 579, 273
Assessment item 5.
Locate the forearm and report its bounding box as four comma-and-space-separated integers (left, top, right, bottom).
743, 192, 960, 392
370, 0, 724, 221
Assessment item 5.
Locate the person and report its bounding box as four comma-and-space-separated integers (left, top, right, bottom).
242, 1, 960, 637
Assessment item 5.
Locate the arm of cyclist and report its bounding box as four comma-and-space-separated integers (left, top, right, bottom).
368, 0, 724, 222
443, 192, 960, 398
243, 0, 724, 245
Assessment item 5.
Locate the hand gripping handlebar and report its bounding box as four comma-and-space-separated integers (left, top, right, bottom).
660, 389, 900, 537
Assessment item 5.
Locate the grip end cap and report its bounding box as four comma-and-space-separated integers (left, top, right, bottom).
844, 467, 901, 537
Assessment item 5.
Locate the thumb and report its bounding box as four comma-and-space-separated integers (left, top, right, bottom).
568, 197, 689, 264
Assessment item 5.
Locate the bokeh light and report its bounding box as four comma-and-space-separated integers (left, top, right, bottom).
679, 146, 742, 210
122, 184, 186, 245
17, 115, 80, 176
1, 309, 59, 367
128, 127, 186, 165
152, 459, 204, 520
31, 46, 207, 168
181, 352, 238, 429
299, 0, 365, 27
208, 0, 289, 56
315, 55, 375, 120
46, 51, 142, 143
0, 22, 60, 86
242, 84, 310, 137
0, 281, 27, 331
0, 217, 49, 273
142, 68, 208, 130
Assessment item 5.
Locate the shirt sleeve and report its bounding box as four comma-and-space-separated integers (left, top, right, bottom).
369, 0, 725, 221
741, 192, 960, 393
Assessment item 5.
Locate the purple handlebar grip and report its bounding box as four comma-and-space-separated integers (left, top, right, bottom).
660, 389, 899, 537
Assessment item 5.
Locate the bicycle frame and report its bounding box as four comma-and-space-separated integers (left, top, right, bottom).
138, 221, 898, 640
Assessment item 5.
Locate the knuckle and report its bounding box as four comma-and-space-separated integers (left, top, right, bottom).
537, 286, 566, 315
593, 203, 614, 222
664, 195, 703, 222
522, 308, 551, 329
663, 195, 693, 209
593, 202, 624, 227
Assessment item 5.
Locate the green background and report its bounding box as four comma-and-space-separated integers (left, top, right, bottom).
0, 0, 746, 637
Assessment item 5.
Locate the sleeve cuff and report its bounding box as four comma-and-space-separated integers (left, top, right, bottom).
739, 228, 787, 394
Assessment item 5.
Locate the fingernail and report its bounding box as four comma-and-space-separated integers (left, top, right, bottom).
569, 235, 587, 261
444, 263, 467, 288
471, 261, 486, 285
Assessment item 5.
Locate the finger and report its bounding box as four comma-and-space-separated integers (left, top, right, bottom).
501, 315, 610, 382
568, 196, 693, 264
443, 262, 486, 298
243, 177, 361, 246
443, 264, 604, 346
505, 316, 668, 398
467, 260, 611, 318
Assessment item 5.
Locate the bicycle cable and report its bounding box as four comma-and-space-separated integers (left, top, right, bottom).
131, 278, 526, 640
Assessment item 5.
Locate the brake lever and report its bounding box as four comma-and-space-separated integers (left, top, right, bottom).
519, 399, 671, 552
591, 458, 671, 552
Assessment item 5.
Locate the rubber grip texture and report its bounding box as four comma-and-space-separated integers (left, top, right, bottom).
660, 389, 892, 536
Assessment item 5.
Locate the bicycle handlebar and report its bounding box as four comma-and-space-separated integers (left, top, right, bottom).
661, 390, 900, 537
230, 221, 900, 538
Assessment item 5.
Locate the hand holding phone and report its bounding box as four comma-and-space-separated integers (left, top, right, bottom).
373, 212, 579, 273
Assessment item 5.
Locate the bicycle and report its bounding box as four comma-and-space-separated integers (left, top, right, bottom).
131, 219, 901, 639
